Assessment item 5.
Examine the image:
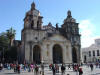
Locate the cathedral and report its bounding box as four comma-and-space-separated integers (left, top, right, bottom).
21, 2, 81, 64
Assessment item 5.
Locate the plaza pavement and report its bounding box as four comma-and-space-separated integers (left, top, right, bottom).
0, 65, 100, 75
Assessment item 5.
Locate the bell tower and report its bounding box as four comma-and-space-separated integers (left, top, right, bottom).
23, 2, 43, 29
61, 10, 80, 45
61, 10, 81, 63
21, 2, 44, 63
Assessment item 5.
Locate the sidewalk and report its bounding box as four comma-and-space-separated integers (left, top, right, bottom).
0, 66, 100, 75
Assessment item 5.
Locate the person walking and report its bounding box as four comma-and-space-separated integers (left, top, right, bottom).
0, 63, 3, 70
79, 67, 83, 75
61, 64, 66, 75
49, 64, 52, 70
31, 64, 34, 72
55, 64, 59, 73
52, 64, 56, 75
41, 63, 44, 75
28, 64, 31, 72
13, 64, 17, 72
99, 63, 100, 68
17, 64, 20, 74
90, 63, 93, 71
68, 64, 71, 69
35, 65, 39, 75
95, 62, 98, 68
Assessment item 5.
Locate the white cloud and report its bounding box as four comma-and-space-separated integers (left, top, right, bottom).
79, 20, 96, 48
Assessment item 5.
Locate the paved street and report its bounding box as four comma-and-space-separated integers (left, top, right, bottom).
0, 66, 100, 75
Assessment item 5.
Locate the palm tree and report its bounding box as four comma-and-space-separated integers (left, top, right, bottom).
6, 27, 16, 47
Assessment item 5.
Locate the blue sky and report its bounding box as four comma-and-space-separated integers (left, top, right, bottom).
0, 0, 100, 48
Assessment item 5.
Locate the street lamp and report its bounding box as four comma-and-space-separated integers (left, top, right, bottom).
41, 59, 44, 75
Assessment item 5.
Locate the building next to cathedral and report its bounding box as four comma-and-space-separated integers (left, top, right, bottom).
82, 39, 100, 63
20, 2, 81, 64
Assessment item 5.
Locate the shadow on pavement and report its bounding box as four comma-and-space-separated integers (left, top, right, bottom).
91, 73, 100, 75
4, 73, 17, 74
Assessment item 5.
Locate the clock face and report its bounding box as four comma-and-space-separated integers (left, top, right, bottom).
33, 10, 39, 17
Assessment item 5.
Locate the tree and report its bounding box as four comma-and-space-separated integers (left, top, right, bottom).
0, 32, 9, 52
0, 27, 17, 63
5, 46, 17, 63
0, 32, 9, 48
0, 32, 9, 62
6, 27, 16, 47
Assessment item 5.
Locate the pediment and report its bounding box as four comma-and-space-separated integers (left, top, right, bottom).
48, 34, 69, 42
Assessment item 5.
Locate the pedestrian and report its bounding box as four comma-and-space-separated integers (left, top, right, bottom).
55, 64, 59, 73
41, 63, 44, 75
79, 67, 83, 75
0, 63, 3, 70
17, 64, 20, 74
35, 65, 39, 75
74, 65, 78, 72
99, 63, 100, 68
61, 64, 66, 75
68, 64, 71, 69
13, 64, 16, 72
31, 64, 34, 72
72, 64, 75, 71
52, 64, 55, 75
95, 62, 98, 68
23, 64, 26, 71
28, 64, 31, 72
90, 63, 93, 71
49, 64, 52, 70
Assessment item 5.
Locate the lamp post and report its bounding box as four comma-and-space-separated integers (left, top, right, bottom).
41, 59, 44, 75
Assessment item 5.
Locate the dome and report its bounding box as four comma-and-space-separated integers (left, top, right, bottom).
31, 2, 35, 10
67, 10, 72, 17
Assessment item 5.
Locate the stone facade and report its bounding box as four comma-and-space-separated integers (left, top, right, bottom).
21, 2, 81, 64
82, 39, 100, 63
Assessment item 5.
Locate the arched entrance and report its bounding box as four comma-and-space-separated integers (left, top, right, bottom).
53, 44, 63, 64
72, 47, 77, 63
33, 45, 41, 64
